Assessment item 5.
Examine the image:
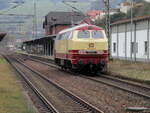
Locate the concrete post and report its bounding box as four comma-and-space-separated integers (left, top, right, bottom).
125, 24, 127, 60
117, 25, 119, 58
148, 19, 150, 61
46, 42, 49, 56
49, 40, 51, 56
44, 42, 46, 56
134, 22, 136, 61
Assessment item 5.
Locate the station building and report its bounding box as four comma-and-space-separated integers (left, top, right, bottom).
23, 11, 85, 56
43, 11, 85, 35
111, 15, 150, 61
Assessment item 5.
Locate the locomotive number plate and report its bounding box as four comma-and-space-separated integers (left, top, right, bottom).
89, 43, 94, 48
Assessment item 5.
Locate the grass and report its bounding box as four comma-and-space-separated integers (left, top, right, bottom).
108, 59, 150, 81
0, 56, 37, 113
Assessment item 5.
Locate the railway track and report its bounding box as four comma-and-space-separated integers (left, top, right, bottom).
6, 55, 104, 113
19, 53, 150, 100
5, 56, 59, 113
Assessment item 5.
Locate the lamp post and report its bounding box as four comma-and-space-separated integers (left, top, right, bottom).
33, 0, 38, 39
103, 0, 111, 58
130, 0, 135, 61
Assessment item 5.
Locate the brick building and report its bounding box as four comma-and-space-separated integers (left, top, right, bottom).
43, 11, 85, 35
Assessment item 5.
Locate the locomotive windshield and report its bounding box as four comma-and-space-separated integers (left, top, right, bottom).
92, 30, 104, 39
78, 30, 90, 38
77, 30, 104, 39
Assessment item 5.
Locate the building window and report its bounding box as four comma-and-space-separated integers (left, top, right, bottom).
145, 41, 148, 54
131, 42, 134, 53
113, 43, 116, 53
131, 42, 138, 53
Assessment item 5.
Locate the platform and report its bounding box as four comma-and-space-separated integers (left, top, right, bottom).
18, 51, 54, 61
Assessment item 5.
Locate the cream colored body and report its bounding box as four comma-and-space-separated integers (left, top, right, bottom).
55, 30, 108, 54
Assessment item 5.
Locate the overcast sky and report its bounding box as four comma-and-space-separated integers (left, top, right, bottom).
0, 0, 122, 39
0, 0, 122, 10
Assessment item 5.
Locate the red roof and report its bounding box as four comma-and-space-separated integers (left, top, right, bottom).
80, 17, 92, 24
87, 10, 103, 16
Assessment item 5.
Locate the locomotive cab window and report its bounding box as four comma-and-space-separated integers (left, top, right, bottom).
92, 30, 104, 38
78, 30, 90, 38
61, 33, 66, 40
65, 31, 72, 40
57, 32, 72, 40
56, 35, 61, 40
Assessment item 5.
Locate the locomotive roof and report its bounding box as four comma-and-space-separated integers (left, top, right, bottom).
58, 24, 103, 34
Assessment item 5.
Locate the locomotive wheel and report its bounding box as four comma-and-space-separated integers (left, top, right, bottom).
101, 64, 108, 74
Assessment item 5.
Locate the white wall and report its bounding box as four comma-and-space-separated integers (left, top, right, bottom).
111, 19, 150, 61
118, 33, 125, 57
111, 33, 117, 57
136, 30, 147, 60
126, 32, 131, 59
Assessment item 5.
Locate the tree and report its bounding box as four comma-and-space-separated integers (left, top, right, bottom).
95, 17, 105, 29
126, 1, 150, 18
95, 1, 150, 28
95, 12, 126, 28
110, 12, 126, 23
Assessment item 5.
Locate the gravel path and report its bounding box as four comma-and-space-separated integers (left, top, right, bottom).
24, 59, 150, 113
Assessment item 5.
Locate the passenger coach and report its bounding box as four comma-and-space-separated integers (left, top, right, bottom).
54, 24, 108, 73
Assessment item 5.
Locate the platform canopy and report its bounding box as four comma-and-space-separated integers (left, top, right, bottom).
0, 33, 6, 42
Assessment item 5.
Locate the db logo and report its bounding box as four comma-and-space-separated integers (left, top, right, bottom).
89, 43, 94, 48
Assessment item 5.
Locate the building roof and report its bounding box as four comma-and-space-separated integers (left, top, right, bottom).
45, 11, 85, 27
111, 15, 150, 26
0, 33, 6, 42
23, 34, 56, 44
119, 1, 144, 8
87, 10, 103, 16
120, 1, 132, 6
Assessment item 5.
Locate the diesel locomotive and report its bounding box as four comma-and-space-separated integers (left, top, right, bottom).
54, 24, 108, 73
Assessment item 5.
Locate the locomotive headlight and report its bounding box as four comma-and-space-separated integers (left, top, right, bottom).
97, 50, 101, 54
